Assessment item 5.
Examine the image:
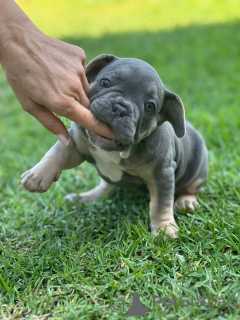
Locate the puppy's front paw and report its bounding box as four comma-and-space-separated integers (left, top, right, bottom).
151, 221, 179, 239
174, 195, 198, 213
21, 163, 60, 193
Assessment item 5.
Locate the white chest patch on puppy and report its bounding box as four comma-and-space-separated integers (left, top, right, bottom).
91, 149, 123, 182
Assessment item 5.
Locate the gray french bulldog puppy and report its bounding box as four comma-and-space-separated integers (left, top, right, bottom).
21, 54, 208, 238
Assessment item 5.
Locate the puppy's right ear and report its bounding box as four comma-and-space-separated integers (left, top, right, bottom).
86, 54, 117, 83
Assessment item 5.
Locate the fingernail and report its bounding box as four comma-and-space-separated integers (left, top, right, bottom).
57, 134, 69, 146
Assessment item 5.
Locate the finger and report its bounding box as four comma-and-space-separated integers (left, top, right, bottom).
75, 47, 90, 97
77, 82, 90, 108
80, 72, 90, 97
66, 100, 115, 139
24, 101, 69, 145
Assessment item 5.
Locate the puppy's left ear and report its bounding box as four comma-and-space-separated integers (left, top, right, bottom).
159, 90, 186, 138
86, 54, 117, 83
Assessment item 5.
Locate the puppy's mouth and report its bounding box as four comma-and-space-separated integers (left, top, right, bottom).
86, 130, 124, 152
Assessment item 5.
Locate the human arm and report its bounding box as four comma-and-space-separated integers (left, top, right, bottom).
0, 0, 115, 145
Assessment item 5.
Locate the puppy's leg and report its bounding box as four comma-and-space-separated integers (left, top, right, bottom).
174, 177, 204, 213
21, 137, 84, 193
65, 179, 118, 203
148, 168, 178, 238
175, 142, 208, 213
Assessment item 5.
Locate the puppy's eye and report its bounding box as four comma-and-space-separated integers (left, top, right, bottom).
145, 102, 155, 113
100, 79, 111, 88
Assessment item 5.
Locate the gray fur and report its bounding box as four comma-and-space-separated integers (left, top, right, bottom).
21, 54, 208, 238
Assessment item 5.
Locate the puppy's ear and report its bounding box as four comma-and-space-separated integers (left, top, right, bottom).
159, 90, 186, 138
86, 54, 117, 83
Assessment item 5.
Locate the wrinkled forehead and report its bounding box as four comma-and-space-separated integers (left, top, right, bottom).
97, 58, 163, 88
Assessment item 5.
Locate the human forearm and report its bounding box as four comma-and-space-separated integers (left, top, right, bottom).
0, 0, 115, 142
0, 0, 36, 59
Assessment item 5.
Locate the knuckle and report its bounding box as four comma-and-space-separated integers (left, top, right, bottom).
50, 95, 64, 107
76, 63, 85, 78
78, 47, 86, 61
37, 115, 58, 132
83, 97, 90, 108
74, 47, 86, 67
50, 94, 71, 111
43, 120, 54, 131
79, 63, 85, 74
58, 102, 74, 118
22, 104, 32, 114
70, 78, 80, 92
88, 116, 100, 129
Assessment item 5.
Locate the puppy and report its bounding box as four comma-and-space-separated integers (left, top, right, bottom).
21, 54, 208, 238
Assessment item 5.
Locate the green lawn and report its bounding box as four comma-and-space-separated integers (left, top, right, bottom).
1, 0, 240, 319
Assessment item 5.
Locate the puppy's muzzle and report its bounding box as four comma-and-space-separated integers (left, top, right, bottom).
89, 97, 137, 147
112, 101, 131, 118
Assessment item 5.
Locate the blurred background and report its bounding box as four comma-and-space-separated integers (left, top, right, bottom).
16, 0, 240, 38
0, 0, 240, 208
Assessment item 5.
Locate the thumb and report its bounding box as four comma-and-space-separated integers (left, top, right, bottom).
65, 100, 115, 139
23, 101, 69, 146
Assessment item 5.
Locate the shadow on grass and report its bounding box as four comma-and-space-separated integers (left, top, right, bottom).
49, 189, 150, 240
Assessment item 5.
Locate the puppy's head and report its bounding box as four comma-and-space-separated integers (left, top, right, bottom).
86, 54, 185, 154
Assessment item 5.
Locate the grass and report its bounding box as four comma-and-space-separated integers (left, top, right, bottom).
1, 0, 240, 319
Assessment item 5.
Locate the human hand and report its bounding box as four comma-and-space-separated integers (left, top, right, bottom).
0, 1, 115, 145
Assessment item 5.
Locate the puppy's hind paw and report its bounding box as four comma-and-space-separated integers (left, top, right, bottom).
65, 190, 102, 204
174, 195, 199, 213
65, 193, 77, 203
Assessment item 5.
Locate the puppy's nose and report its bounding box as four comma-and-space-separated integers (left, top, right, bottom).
112, 103, 128, 117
